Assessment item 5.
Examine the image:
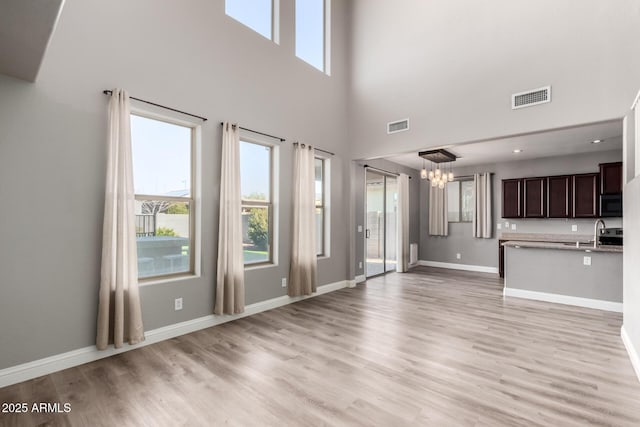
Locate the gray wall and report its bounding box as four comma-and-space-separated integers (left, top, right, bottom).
348, 0, 640, 160
352, 159, 420, 278
0, 0, 351, 370
623, 110, 640, 377
419, 150, 623, 268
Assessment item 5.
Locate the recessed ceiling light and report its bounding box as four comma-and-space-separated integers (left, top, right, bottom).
591, 139, 602, 144
513, 149, 523, 153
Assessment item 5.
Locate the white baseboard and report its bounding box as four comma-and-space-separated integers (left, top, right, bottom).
418, 260, 499, 274
0, 280, 349, 389
621, 325, 640, 383
355, 274, 366, 284
504, 287, 623, 313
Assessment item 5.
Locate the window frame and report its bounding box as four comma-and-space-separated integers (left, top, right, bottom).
225, 0, 279, 43
447, 178, 474, 224
130, 110, 199, 283
240, 137, 275, 267
294, 0, 330, 73
315, 156, 326, 257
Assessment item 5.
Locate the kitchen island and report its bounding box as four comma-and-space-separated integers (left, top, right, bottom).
502, 240, 623, 312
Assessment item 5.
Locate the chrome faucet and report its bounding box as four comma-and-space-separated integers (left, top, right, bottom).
594, 219, 606, 248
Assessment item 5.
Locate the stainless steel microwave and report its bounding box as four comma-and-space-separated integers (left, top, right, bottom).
600, 193, 623, 217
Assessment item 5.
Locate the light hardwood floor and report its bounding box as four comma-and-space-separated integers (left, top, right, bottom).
2, 267, 640, 426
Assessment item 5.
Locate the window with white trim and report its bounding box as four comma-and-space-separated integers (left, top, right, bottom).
240, 140, 274, 265
130, 114, 196, 279
225, 0, 275, 41
447, 179, 474, 223
295, 0, 327, 72
315, 157, 327, 256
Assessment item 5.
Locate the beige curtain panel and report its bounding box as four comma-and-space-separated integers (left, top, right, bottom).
429, 185, 448, 236
473, 173, 493, 238
96, 89, 145, 350
396, 173, 410, 272
216, 122, 245, 315
289, 143, 317, 297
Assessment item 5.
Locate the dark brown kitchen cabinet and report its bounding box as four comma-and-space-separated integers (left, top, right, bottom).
573, 173, 600, 218
523, 177, 547, 218
502, 179, 522, 218
600, 162, 623, 194
547, 175, 572, 218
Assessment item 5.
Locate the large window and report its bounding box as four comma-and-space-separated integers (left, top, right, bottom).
225, 0, 274, 40
295, 0, 326, 72
315, 157, 326, 256
131, 114, 195, 279
240, 140, 273, 265
447, 179, 474, 222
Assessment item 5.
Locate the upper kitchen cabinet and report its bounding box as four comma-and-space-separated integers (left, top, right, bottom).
573, 173, 600, 218
600, 162, 623, 194
502, 179, 523, 218
547, 175, 572, 218
523, 177, 547, 218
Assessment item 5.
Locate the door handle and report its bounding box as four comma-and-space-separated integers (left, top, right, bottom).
365, 229, 371, 238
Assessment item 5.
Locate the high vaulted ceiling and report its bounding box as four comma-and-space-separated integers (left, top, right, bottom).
0, 0, 65, 82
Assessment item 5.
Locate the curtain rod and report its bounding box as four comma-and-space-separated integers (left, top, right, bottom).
102, 90, 208, 121
220, 122, 285, 142
364, 165, 412, 179
293, 142, 335, 156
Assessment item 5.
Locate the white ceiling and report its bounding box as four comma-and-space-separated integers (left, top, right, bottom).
0, 0, 65, 82
385, 120, 623, 171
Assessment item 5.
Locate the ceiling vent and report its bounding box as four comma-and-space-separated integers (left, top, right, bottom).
387, 118, 409, 134
512, 86, 551, 110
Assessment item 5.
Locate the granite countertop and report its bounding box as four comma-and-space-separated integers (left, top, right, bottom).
502, 240, 623, 253
499, 232, 593, 243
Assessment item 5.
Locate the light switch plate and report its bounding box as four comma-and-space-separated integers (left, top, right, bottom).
456, 253, 461, 259
497, 223, 502, 230
505, 221, 510, 228
572, 224, 578, 232
583, 256, 591, 266
358, 225, 363, 233
174, 298, 183, 311
511, 223, 517, 230
359, 261, 363, 269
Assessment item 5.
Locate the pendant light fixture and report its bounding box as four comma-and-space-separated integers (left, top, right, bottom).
418, 148, 457, 189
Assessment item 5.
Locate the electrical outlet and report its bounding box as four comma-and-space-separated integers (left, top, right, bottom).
357, 225, 363, 233
583, 256, 591, 266
358, 261, 363, 269
174, 298, 183, 311
511, 223, 517, 230
281, 278, 287, 288
505, 221, 510, 228
497, 223, 502, 230
571, 224, 578, 232
456, 253, 461, 260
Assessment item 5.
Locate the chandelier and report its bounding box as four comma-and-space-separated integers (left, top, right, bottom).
418, 149, 456, 189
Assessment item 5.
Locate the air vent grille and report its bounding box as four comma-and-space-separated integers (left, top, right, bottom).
387, 118, 409, 134
512, 86, 551, 109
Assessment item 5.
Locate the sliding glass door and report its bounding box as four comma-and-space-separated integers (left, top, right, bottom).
365, 170, 398, 277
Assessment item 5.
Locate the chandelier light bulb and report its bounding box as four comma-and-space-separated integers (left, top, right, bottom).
431, 179, 437, 188
438, 180, 445, 189
428, 170, 435, 180
435, 167, 441, 177
420, 168, 428, 179
448, 171, 454, 181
